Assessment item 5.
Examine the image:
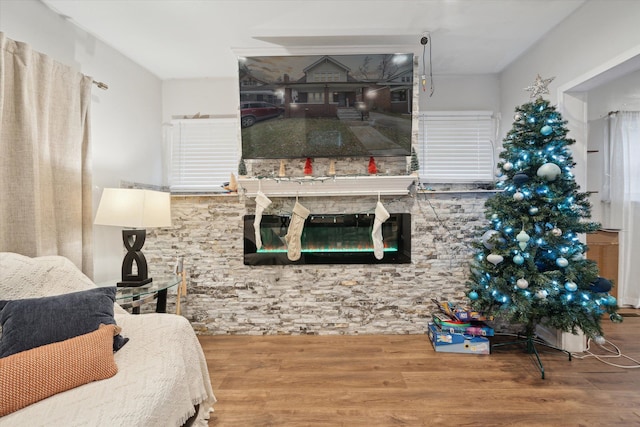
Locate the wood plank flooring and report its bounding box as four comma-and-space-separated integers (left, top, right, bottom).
199, 310, 640, 426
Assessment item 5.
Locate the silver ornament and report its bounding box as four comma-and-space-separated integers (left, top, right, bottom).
481, 230, 500, 249
516, 278, 529, 289
535, 289, 548, 299
516, 229, 531, 243
487, 254, 504, 265
537, 163, 562, 181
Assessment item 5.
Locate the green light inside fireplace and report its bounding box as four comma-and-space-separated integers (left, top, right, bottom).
257, 246, 398, 254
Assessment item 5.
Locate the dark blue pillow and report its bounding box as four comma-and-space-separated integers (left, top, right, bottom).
0, 287, 128, 358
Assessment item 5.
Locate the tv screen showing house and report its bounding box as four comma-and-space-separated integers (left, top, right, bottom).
238, 53, 414, 159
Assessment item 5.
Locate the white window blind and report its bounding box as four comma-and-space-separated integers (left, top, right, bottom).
418, 111, 496, 183
170, 118, 240, 192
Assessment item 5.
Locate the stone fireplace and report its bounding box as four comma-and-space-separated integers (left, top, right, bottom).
244, 213, 411, 265
146, 191, 491, 335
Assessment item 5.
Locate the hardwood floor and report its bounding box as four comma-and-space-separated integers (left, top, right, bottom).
199, 310, 640, 426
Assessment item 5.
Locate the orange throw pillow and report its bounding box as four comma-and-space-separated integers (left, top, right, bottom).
0, 324, 119, 416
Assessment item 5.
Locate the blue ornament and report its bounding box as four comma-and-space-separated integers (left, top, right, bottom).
610, 313, 623, 323
535, 260, 548, 271
564, 281, 578, 292
591, 277, 612, 293
540, 125, 553, 136
469, 291, 479, 300
513, 173, 529, 187
605, 295, 617, 306
556, 257, 569, 268
513, 255, 524, 265
536, 185, 549, 195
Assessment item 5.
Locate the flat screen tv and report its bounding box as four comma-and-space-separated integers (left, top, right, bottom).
239, 53, 414, 159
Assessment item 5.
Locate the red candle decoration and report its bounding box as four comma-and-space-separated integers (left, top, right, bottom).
303, 157, 313, 175
368, 156, 378, 174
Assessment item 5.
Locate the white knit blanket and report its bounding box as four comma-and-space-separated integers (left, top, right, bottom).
0, 253, 216, 427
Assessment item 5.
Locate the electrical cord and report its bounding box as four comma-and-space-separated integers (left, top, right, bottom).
493, 332, 640, 369
415, 194, 471, 270
420, 32, 434, 97
571, 337, 640, 369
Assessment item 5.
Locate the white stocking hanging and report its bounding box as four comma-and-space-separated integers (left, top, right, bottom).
372, 201, 390, 260
285, 201, 310, 261
253, 191, 272, 250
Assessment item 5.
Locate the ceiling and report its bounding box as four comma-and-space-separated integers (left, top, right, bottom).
41, 0, 587, 80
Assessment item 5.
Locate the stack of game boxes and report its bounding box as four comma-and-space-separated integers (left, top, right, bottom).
427, 299, 494, 355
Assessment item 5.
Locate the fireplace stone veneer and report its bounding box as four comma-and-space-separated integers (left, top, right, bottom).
244, 213, 411, 265
144, 192, 492, 335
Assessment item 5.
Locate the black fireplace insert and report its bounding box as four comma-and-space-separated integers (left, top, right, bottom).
244, 213, 411, 265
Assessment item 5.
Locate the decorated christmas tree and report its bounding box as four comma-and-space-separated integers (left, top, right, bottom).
409, 147, 420, 174
238, 157, 247, 176
466, 75, 622, 345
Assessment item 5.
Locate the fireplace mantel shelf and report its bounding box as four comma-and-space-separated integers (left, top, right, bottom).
237, 175, 416, 198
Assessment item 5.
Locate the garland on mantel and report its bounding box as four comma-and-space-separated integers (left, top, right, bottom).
236, 174, 418, 200
246, 173, 410, 183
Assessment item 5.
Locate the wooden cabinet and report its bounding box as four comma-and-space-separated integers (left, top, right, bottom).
587, 230, 619, 299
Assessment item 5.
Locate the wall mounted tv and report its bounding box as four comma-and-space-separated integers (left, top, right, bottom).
239, 53, 414, 159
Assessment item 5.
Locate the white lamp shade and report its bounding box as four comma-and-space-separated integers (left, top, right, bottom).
94, 188, 172, 228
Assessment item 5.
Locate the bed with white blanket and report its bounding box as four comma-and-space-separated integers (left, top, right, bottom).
0, 252, 216, 427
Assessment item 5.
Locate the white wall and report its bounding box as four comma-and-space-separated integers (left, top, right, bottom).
501, 1, 640, 113
418, 74, 500, 112
1, 0, 163, 281
163, 77, 239, 120
587, 69, 640, 120
500, 0, 640, 189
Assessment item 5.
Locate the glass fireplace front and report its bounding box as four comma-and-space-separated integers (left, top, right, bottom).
244, 213, 411, 265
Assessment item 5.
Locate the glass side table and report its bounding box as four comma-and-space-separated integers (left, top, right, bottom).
99, 276, 181, 314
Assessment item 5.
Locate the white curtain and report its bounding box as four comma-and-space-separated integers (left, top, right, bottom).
601, 111, 640, 308
0, 32, 93, 276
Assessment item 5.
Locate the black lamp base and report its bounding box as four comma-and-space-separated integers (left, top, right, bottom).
119, 229, 153, 288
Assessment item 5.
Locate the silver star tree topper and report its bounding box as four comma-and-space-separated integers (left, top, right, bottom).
525, 74, 555, 98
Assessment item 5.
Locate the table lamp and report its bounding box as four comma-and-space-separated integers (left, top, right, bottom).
94, 188, 172, 287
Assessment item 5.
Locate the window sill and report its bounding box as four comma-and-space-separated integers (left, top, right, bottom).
170, 191, 240, 197
417, 189, 501, 194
